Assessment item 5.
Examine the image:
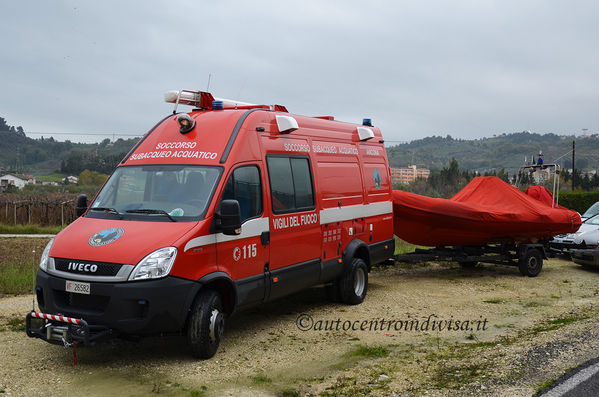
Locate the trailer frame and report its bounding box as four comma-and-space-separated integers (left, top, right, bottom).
393, 242, 548, 277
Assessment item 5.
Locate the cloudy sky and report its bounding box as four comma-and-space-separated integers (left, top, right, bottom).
2, 1, 598, 144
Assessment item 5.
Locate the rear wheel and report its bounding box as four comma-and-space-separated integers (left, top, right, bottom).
338, 258, 368, 305
187, 289, 224, 359
518, 249, 543, 277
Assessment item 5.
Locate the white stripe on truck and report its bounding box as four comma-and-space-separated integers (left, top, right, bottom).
319, 201, 392, 224
184, 217, 270, 252
183, 201, 392, 252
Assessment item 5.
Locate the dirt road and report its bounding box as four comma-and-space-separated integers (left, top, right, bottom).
2, 257, 599, 396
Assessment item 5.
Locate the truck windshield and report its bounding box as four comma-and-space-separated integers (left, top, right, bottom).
88, 165, 222, 222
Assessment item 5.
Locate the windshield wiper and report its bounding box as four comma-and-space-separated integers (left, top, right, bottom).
125, 209, 177, 222
89, 207, 122, 218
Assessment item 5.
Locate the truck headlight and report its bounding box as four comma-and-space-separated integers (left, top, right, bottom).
129, 247, 177, 281
39, 238, 54, 272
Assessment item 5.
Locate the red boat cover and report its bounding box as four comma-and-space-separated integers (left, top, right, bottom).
525, 185, 567, 209
393, 176, 581, 246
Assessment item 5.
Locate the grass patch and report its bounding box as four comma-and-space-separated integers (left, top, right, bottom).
549, 316, 587, 325
536, 378, 557, 393
528, 315, 588, 335
483, 298, 504, 304
351, 344, 391, 359
0, 224, 63, 234
35, 173, 66, 183
6, 317, 26, 332
280, 388, 300, 397
0, 263, 36, 296
189, 386, 208, 397
251, 374, 272, 384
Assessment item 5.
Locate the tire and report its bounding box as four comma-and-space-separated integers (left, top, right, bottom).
187, 289, 225, 359
338, 258, 368, 305
458, 261, 478, 268
518, 248, 543, 277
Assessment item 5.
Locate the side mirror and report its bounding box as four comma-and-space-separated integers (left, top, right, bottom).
216, 199, 242, 235
76, 194, 88, 217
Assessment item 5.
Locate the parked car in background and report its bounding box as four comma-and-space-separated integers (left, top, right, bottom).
549, 214, 599, 255
571, 230, 599, 266
581, 201, 599, 222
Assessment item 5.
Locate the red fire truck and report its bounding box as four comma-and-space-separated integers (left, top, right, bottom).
26, 90, 395, 358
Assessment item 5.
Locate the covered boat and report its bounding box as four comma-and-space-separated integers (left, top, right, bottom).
393, 176, 581, 247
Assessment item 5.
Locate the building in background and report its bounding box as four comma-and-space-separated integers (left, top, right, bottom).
0, 173, 35, 191
390, 165, 430, 185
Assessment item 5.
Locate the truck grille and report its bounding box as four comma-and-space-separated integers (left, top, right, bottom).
53, 290, 110, 314
54, 258, 123, 276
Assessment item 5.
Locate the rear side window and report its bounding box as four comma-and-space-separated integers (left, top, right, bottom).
221, 165, 263, 223
267, 156, 315, 213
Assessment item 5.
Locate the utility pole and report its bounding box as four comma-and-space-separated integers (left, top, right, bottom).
572, 140, 576, 191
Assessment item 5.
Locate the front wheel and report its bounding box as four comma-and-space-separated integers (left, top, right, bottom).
338, 258, 368, 305
518, 249, 543, 277
187, 289, 225, 359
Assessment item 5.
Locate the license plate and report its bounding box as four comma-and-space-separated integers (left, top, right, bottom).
65, 280, 90, 295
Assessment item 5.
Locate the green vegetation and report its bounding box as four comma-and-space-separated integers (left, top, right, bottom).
559, 191, 599, 214
0, 224, 63, 234
483, 298, 505, 304
0, 238, 49, 296
351, 344, 391, 359
189, 386, 208, 397
35, 173, 67, 183
3, 317, 26, 332
387, 131, 598, 174
251, 374, 272, 384
1, 116, 137, 175
279, 388, 299, 397
0, 263, 35, 296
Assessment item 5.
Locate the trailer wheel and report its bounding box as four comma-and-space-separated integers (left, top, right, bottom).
187, 289, 224, 359
458, 261, 479, 268
339, 258, 368, 305
519, 249, 543, 277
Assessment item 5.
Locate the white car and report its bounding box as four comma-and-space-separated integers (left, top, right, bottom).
581, 201, 599, 222
549, 214, 599, 255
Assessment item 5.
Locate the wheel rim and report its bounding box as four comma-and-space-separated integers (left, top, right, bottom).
528, 256, 538, 271
354, 267, 366, 296
209, 308, 224, 343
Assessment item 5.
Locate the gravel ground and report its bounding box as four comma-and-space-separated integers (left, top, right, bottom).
1, 256, 599, 396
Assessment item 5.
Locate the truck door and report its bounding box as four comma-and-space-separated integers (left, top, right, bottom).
216, 164, 269, 307
266, 155, 321, 300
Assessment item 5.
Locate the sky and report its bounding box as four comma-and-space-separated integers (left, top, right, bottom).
1, 0, 598, 145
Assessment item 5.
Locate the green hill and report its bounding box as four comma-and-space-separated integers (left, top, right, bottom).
2, 115, 598, 177
386, 132, 599, 173
0, 117, 138, 176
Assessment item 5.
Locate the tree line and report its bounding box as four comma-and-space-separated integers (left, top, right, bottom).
396, 158, 599, 199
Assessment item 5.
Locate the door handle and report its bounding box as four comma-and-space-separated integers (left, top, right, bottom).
261, 231, 270, 245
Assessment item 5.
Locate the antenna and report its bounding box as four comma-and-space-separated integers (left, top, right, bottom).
206, 73, 212, 91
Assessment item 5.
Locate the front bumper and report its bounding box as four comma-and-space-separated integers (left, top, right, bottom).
548, 240, 585, 254
31, 270, 200, 340
571, 249, 599, 266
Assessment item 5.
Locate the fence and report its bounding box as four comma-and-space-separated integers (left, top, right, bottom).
0, 194, 79, 226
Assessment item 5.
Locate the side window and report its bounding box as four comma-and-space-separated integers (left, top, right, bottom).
221, 166, 263, 223
267, 156, 315, 213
